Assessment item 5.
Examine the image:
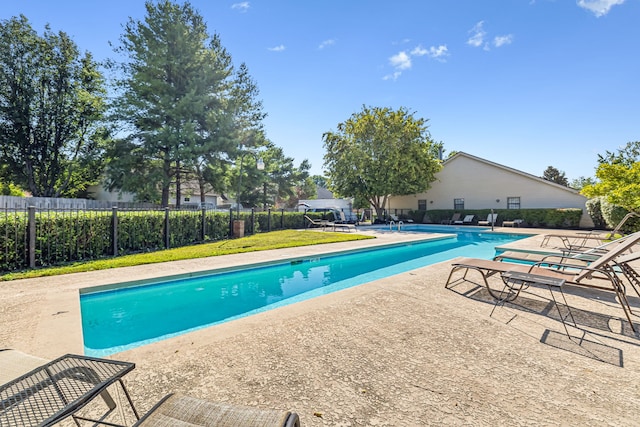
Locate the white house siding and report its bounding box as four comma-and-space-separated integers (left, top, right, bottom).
170, 194, 221, 208
88, 180, 223, 208
87, 184, 136, 203
389, 152, 593, 227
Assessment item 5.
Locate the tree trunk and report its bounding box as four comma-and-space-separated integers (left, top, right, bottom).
175, 162, 182, 208
195, 163, 206, 204
161, 158, 171, 207
370, 195, 388, 220
373, 205, 385, 220
263, 182, 267, 211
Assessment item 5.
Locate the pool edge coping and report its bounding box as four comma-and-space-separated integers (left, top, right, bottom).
79, 233, 457, 295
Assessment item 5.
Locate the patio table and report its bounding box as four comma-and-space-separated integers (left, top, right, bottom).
491, 271, 577, 338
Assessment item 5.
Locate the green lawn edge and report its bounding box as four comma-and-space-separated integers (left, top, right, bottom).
1, 230, 374, 282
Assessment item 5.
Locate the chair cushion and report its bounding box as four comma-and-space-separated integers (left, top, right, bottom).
135, 394, 298, 427
0, 349, 47, 385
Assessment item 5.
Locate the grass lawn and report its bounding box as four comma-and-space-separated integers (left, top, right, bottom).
0, 230, 374, 281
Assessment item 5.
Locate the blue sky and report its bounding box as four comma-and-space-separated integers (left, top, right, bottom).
3, 0, 639, 182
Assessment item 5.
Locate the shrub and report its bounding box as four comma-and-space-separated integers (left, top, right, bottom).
0, 209, 237, 272
600, 200, 640, 234
585, 197, 606, 229
408, 208, 582, 228
0, 211, 28, 271
0, 182, 25, 196
543, 209, 582, 228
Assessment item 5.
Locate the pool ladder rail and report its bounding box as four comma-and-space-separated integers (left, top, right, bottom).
389, 220, 403, 231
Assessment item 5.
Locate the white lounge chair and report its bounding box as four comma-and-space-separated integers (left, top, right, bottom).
478, 213, 498, 226
441, 213, 461, 225
304, 215, 355, 232
454, 215, 475, 225
304, 215, 331, 230
390, 214, 414, 223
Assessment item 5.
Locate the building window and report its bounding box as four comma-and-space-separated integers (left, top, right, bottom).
418, 199, 427, 211
454, 198, 464, 210
184, 197, 190, 202
507, 197, 520, 209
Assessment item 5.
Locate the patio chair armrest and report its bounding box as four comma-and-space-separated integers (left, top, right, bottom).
530, 261, 617, 282
537, 254, 591, 266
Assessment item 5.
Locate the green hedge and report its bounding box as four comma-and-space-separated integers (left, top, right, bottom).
248, 211, 308, 233
585, 197, 606, 229
35, 210, 113, 266
412, 208, 584, 228
117, 211, 165, 254
0, 211, 28, 271
0, 209, 309, 273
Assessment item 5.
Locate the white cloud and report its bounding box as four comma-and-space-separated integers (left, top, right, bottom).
429, 45, 449, 59
410, 46, 428, 56
493, 34, 513, 47
577, 0, 625, 17
468, 22, 513, 51
389, 51, 412, 70
392, 38, 412, 46
385, 44, 448, 80
268, 45, 286, 52
385, 51, 411, 80
382, 71, 402, 81
231, 2, 250, 13
318, 39, 336, 49
467, 21, 486, 47
411, 44, 449, 60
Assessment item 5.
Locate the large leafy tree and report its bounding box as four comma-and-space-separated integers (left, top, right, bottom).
0, 15, 108, 197
226, 63, 268, 205
293, 163, 317, 204
542, 166, 568, 186
311, 175, 329, 189
232, 140, 314, 210
570, 176, 596, 191
597, 141, 640, 167
322, 106, 442, 218
107, 1, 237, 206
0, 181, 24, 196
191, 36, 236, 205
188, 48, 270, 209
262, 145, 314, 209
225, 65, 314, 210
582, 141, 640, 213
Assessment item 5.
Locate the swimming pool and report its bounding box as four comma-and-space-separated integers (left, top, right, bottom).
80, 229, 529, 356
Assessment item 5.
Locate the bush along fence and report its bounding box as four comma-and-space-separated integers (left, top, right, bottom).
0, 206, 314, 273
386, 208, 585, 228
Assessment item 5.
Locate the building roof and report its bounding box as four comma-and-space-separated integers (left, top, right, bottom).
317, 186, 333, 199
444, 152, 582, 196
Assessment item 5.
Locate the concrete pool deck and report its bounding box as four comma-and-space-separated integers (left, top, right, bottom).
2, 227, 640, 426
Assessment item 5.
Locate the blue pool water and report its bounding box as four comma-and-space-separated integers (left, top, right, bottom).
81, 228, 529, 356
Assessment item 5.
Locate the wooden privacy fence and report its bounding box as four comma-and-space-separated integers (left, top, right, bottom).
0, 206, 307, 273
